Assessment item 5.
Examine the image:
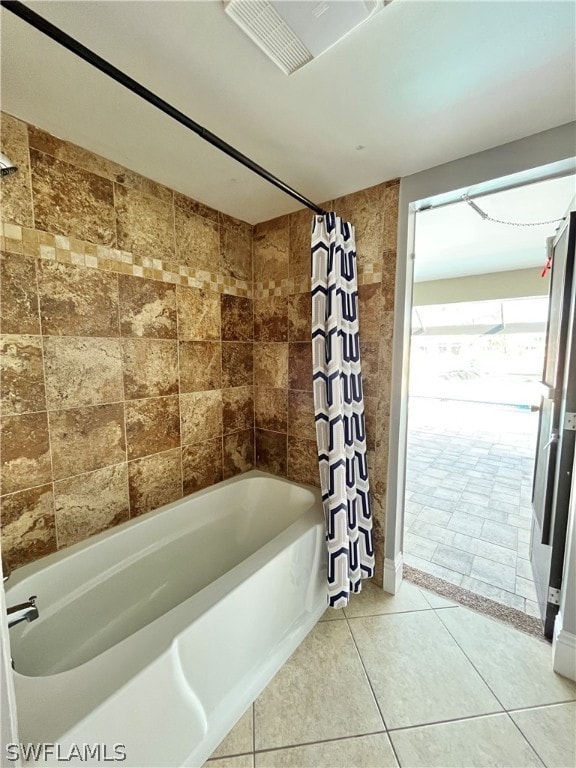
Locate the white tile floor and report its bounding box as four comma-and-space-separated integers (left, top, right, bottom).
204, 581, 576, 768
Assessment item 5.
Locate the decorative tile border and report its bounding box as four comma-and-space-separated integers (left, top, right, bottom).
255, 264, 383, 299
0, 221, 252, 298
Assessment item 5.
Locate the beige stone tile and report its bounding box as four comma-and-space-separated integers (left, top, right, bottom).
180, 390, 223, 445
287, 293, 311, 342
221, 295, 252, 341
175, 204, 219, 272
288, 208, 313, 279
255, 733, 397, 767
211, 707, 253, 759
125, 395, 180, 460
0, 252, 40, 335
436, 607, 576, 709
179, 341, 222, 392
334, 184, 385, 270
318, 607, 345, 622
255, 430, 287, 477
222, 342, 253, 388
358, 283, 381, 342
54, 463, 129, 548
177, 286, 221, 341
121, 338, 179, 399
0, 335, 46, 415
253, 216, 289, 282
254, 387, 287, 433
419, 587, 457, 609
128, 448, 182, 517
254, 297, 288, 342
253, 343, 288, 389
182, 437, 222, 495
43, 336, 123, 409
287, 391, 315, 440
288, 343, 312, 392
254, 620, 383, 750
27, 124, 142, 189
118, 274, 177, 338
390, 713, 543, 768
287, 436, 318, 487
30, 148, 115, 245
343, 579, 432, 618
349, 610, 502, 728
0, 412, 52, 494
0, 114, 34, 227
38, 261, 119, 337
510, 702, 576, 768
222, 387, 253, 435
223, 430, 254, 480
220, 214, 252, 283
0, 484, 56, 570
115, 182, 174, 261
49, 403, 125, 480
205, 756, 254, 768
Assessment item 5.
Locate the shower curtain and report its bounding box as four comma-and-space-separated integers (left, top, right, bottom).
311, 212, 375, 608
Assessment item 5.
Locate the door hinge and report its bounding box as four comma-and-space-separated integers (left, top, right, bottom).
564, 412, 576, 431
548, 587, 561, 606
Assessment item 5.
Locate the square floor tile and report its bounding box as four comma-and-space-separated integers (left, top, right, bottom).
343, 580, 431, 618
206, 756, 254, 768
390, 713, 543, 767
349, 611, 502, 728
254, 620, 383, 750
211, 707, 253, 759
436, 608, 576, 708
510, 702, 576, 768
254, 734, 398, 767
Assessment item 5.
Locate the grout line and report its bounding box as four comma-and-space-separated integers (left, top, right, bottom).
252, 728, 389, 757
386, 708, 510, 733
342, 614, 390, 733
504, 711, 548, 767
432, 607, 510, 712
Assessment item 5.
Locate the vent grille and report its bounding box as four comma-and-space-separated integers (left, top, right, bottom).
225, 0, 313, 75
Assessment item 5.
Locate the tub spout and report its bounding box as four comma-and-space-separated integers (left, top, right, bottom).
7, 596, 39, 629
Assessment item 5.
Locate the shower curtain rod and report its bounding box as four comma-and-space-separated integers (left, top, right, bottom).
1, 0, 328, 217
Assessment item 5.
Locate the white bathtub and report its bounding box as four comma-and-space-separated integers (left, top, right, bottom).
5, 470, 328, 767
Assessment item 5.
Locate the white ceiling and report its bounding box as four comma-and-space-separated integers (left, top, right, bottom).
1, 0, 575, 225
414, 174, 576, 282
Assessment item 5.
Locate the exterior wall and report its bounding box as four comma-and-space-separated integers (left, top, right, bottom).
252, 181, 400, 584
413, 266, 548, 306
0, 112, 254, 572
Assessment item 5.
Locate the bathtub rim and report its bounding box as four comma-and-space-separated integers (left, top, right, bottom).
4, 469, 321, 594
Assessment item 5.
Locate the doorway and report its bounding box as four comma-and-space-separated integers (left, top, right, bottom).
402, 176, 575, 622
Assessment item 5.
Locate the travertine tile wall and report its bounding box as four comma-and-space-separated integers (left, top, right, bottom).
253, 181, 400, 584
0, 112, 254, 571
0, 110, 399, 583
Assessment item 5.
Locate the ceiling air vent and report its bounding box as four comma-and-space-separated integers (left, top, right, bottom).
224, 0, 390, 75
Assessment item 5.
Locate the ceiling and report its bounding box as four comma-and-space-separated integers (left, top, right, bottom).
1, 0, 575, 225
414, 174, 576, 282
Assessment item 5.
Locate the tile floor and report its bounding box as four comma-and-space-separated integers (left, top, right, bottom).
204, 581, 576, 768
404, 398, 541, 616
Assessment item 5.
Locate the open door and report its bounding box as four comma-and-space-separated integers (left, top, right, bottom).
531, 208, 576, 638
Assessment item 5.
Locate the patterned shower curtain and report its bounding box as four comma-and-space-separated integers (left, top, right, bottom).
311, 212, 375, 609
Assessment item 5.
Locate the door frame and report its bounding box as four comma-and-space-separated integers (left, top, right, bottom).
383, 124, 576, 617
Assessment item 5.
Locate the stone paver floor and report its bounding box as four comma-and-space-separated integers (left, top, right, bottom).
404, 397, 541, 618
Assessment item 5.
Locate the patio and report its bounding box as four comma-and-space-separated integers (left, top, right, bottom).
404, 397, 540, 618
